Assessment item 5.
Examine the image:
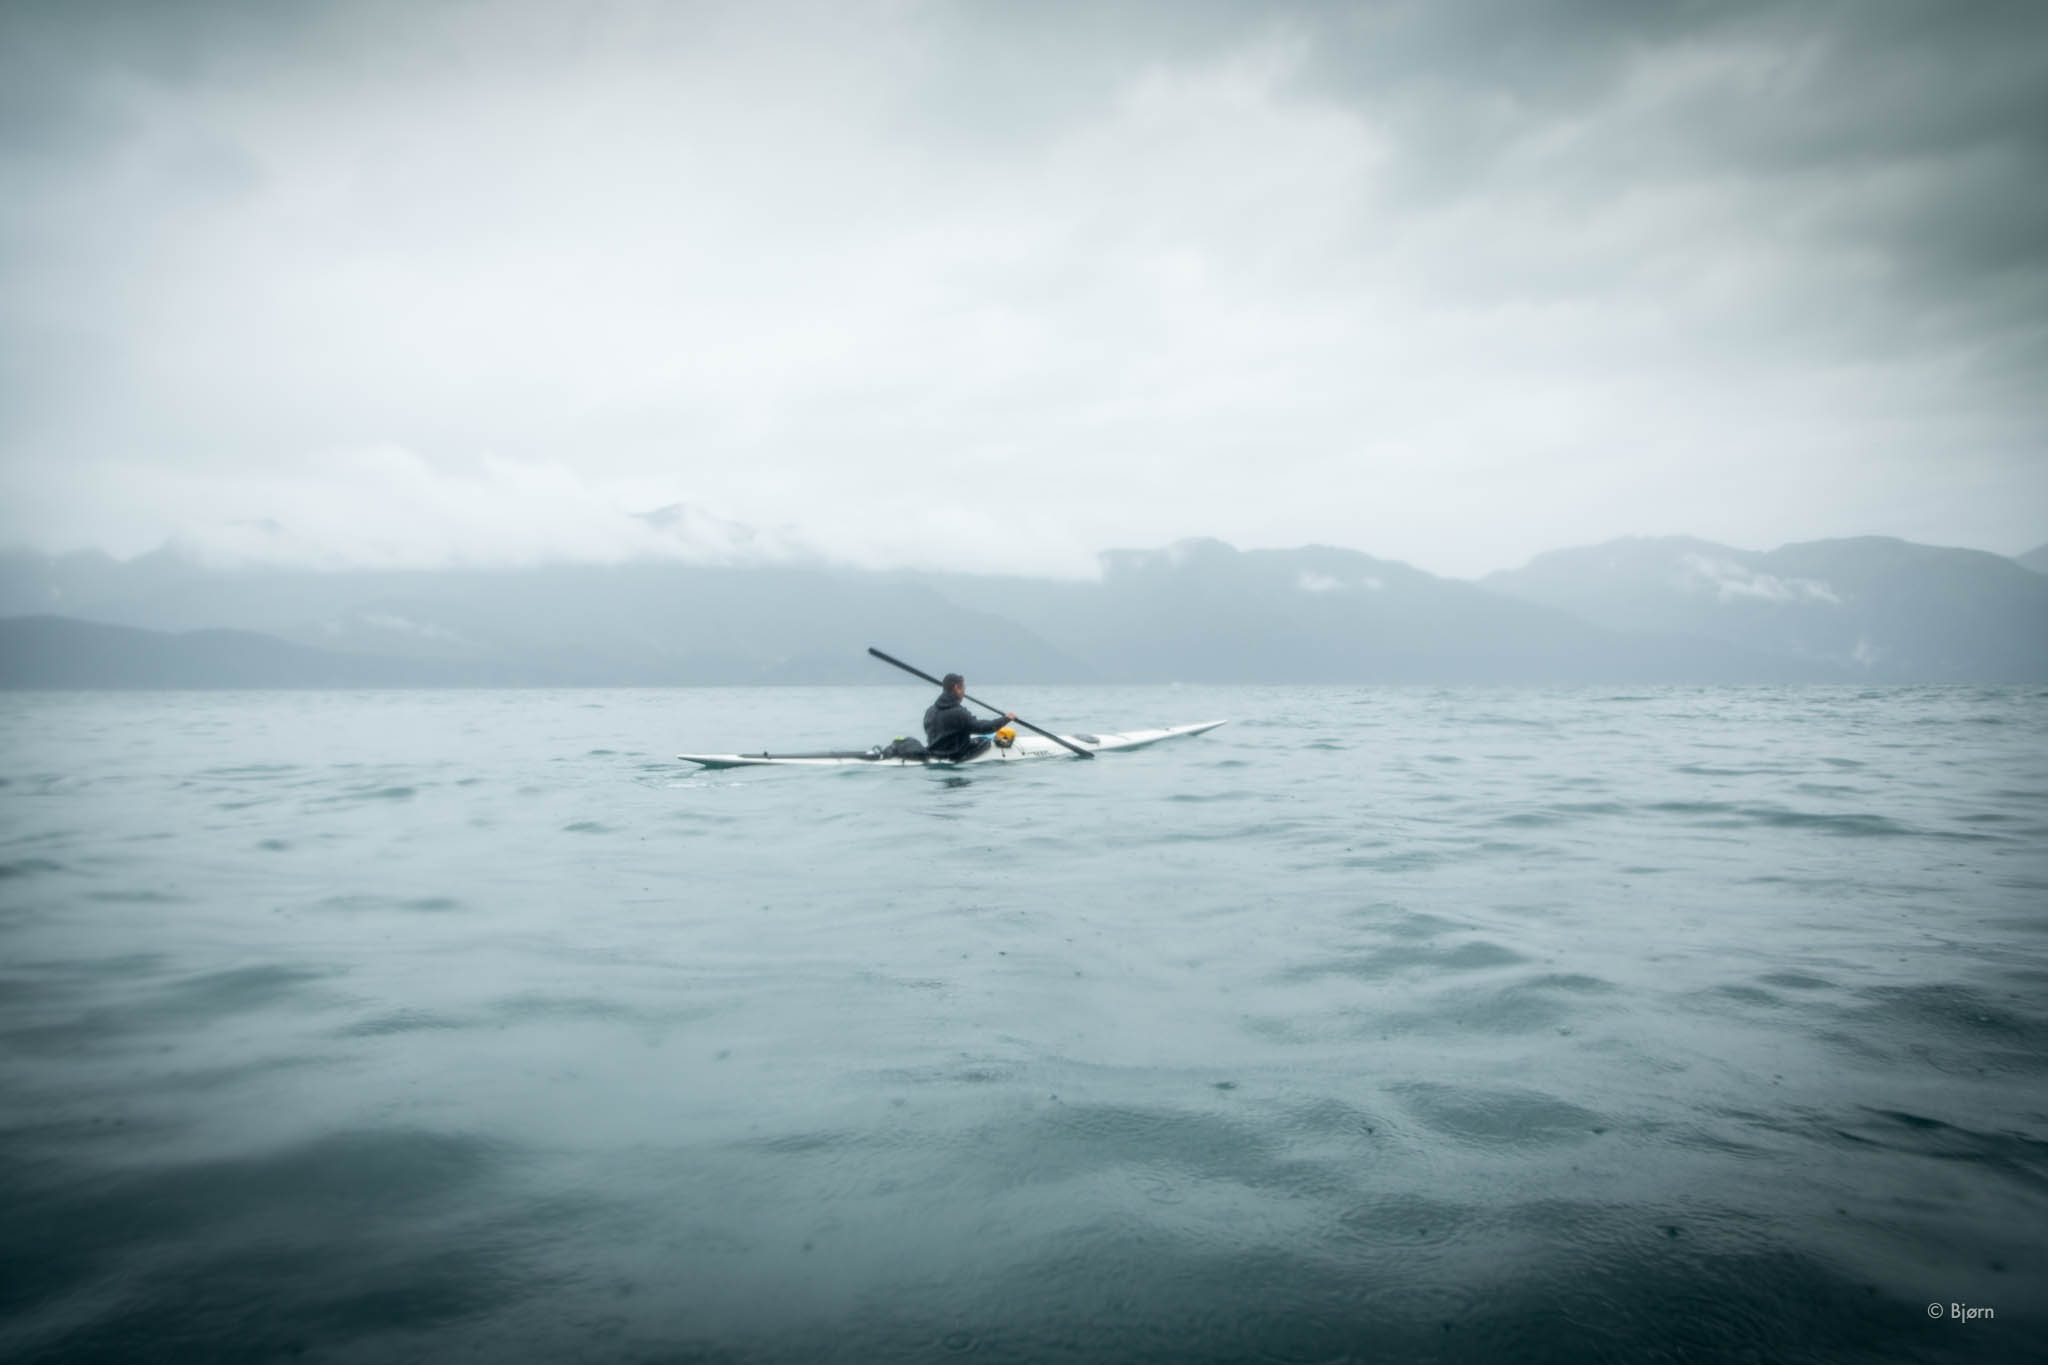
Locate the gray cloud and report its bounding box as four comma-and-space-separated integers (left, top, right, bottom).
1, 0, 2042, 576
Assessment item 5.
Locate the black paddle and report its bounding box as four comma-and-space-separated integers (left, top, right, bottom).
866, 647, 1094, 759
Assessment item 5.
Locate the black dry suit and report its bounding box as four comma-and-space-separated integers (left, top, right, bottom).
923, 691, 1004, 761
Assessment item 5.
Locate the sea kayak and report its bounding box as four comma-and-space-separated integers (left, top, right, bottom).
678, 720, 1227, 769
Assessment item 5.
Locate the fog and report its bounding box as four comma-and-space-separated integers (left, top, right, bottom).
3, 0, 2044, 577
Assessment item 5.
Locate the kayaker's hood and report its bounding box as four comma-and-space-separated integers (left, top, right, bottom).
932, 690, 964, 711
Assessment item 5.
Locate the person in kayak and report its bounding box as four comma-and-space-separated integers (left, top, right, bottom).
924, 673, 1016, 762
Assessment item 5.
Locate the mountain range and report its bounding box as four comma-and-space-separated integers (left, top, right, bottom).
2, 534, 2044, 686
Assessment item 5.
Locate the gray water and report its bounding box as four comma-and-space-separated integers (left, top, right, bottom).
2, 685, 2044, 1364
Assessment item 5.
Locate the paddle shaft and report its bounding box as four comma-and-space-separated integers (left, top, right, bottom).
866, 647, 1094, 759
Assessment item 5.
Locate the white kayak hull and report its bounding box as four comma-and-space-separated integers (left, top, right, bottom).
678, 720, 1227, 769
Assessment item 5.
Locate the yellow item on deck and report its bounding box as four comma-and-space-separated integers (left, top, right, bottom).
995, 727, 1017, 748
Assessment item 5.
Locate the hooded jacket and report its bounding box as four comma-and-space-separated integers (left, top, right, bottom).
923, 690, 1003, 760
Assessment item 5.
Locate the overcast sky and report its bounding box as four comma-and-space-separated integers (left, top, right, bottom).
2, 0, 2043, 578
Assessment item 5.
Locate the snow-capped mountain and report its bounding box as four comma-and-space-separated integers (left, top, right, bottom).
1484, 536, 2048, 681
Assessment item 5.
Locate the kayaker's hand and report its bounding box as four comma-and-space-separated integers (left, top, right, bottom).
1003, 712, 1016, 722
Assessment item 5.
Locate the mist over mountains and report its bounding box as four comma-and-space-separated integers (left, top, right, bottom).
1485, 537, 2048, 684
2, 533, 2045, 687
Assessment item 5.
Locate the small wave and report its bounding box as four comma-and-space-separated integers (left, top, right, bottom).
341, 1010, 466, 1037
489, 992, 636, 1022
315, 894, 399, 913
1710, 984, 1783, 1007
1757, 972, 1834, 991
955, 1066, 1012, 1084
1392, 1082, 1606, 1148
1283, 939, 1528, 983
1986, 913, 2048, 936
315, 784, 416, 804
1335, 1192, 1474, 1250
143, 964, 341, 1025
1477, 839, 1556, 856
1377, 910, 1466, 937
1648, 801, 1923, 839
741, 1128, 861, 1156
2, 1126, 519, 1330
1857, 983, 2045, 1044
1524, 973, 1618, 994
995, 1101, 1344, 1201
1492, 811, 1562, 828
1374, 972, 1614, 1037
1341, 849, 1445, 872
1743, 807, 1912, 837
1280, 1098, 1390, 1146
1833, 984, 2048, 1076
1830, 1108, 2048, 1184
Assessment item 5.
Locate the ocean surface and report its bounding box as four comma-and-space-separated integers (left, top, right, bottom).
2, 685, 2044, 1364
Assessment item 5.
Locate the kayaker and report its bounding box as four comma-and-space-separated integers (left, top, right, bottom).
924, 673, 1016, 762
